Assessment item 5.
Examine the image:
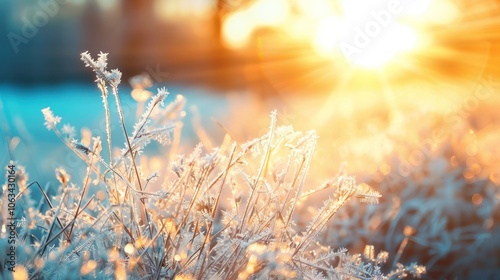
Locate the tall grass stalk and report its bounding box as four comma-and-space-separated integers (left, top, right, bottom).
0, 52, 427, 280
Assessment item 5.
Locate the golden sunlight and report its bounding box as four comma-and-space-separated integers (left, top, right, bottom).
221, 0, 463, 69
222, 0, 288, 48
344, 24, 419, 68
4, 1, 500, 278
333, 0, 420, 66
222, 10, 255, 48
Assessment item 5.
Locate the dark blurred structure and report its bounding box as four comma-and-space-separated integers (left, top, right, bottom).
2, 0, 500, 95
0, 0, 263, 91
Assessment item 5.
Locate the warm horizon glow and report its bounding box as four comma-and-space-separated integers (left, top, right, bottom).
221, 0, 460, 69
222, 0, 289, 48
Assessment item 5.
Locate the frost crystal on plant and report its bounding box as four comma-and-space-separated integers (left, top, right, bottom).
41, 107, 61, 130
80, 51, 122, 87
62, 124, 76, 139
6, 52, 431, 280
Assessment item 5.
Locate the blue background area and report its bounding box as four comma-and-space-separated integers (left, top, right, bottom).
0, 83, 228, 186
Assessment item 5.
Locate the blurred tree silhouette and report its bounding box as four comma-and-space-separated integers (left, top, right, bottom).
0, 0, 268, 91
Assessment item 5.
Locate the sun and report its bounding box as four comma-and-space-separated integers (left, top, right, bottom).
313, 17, 420, 69
220, 0, 460, 69
220, 0, 499, 128
309, 0, 434, 69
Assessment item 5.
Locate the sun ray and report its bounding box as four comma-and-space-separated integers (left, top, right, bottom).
377, 70, 401, 125
217, 0, 500, 133
312, 66, 355, 125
